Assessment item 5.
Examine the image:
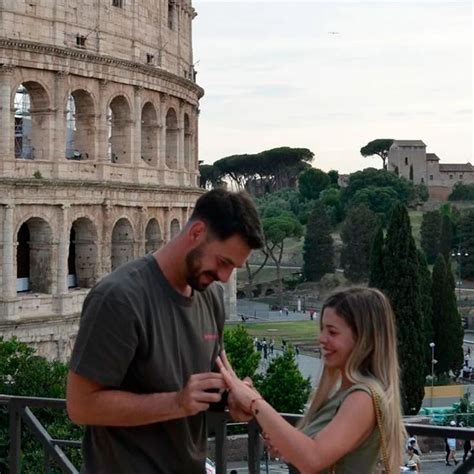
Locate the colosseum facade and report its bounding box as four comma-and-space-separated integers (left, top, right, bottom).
0, 0, 214, 360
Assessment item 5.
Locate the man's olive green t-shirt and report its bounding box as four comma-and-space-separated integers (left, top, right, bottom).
69, 254, 225, 473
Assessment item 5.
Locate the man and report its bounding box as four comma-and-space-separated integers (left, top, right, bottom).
66, 189, 264, 473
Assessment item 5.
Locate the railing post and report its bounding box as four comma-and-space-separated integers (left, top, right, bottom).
8, 400, 22, 474
213, 414, 228, 474
247, 419, 261, 474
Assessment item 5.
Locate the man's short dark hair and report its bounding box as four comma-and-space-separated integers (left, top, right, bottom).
190, 189, 264, 249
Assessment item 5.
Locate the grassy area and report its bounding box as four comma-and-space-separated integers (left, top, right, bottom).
233, 320, 320, 351
409, 210, 423, 247
237, 266, 297, 285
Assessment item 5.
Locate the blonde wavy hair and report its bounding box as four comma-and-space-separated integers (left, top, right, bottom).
299, 287, 406, 472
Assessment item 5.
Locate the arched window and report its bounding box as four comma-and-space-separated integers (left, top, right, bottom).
66, 90, 95, 160
141, 102, 158, 166
111, 218, 134, 271
184, 113, 192, 170
170, 218, 180, 239
145, 219, 162, 253
108, 96, 132, 164
165, 108, 178, 169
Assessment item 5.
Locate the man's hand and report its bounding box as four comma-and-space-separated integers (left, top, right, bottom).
176, 372, 226, 416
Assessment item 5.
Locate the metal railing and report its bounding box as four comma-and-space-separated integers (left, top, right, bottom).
2, 395, 474, 474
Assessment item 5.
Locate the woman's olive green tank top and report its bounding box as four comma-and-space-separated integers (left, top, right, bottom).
299, 384, 381, 474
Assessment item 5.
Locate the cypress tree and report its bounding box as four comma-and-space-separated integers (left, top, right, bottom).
340, 205, 379, 282
445, 263, 464, 376
417, 249, 433, 374
369, 225, 385, 289
420, 210, 441, 264
431, 255, 464, 376
459, 210, 474, 279
302, 203, 334, 281
439, 214, 454, 261
382, 204, 425, 415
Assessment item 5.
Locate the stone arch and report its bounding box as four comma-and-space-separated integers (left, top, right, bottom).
145, 218, 162, 253
169, 218, 180, 240
16, 217, 53, 293
183, 113, 192, 171
66, 89, 96, 160
165, 107, 178, 169
68, 217, 98, 288
141, 102, 158, 166
13, 81, 52, 160
111, 217, 134, 271
108, 95, 132, 164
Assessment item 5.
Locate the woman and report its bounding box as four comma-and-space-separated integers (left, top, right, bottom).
404, 445, 421, 472
217, 287, 405, 473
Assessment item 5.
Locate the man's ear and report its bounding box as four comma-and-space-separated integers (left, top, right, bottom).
186, 220, 207, 243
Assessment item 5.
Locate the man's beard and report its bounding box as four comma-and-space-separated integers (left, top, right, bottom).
185, 244, 218, 292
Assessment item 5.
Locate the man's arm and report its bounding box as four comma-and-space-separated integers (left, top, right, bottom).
66, 370, 226, 427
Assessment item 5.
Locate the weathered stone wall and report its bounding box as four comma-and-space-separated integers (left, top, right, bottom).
0, 0, 207, 360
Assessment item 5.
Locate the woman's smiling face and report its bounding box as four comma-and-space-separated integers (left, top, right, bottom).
319, 307, 356, 371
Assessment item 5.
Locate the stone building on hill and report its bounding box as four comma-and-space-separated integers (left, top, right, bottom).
0, 0, 210, 359
387, 140, 474, 201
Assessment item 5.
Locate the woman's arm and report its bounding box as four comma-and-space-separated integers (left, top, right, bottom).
217, 355, 376, 473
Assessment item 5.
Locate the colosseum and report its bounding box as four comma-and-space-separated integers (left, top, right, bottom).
0, 0, 231, 360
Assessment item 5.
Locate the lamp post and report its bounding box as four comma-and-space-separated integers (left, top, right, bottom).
451, 245, 469, 300
429, 342, 436, 407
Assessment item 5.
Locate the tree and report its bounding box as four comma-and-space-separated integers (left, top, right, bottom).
327, 169, 340, 188
420, 210, 442, 264
213, 147, 314, 193
417, 250, 434, 374
298, 168, 330, 201
458, 210, 474, 279
319, 188, 345, 225
431, 256, 464, 376
262, 211, 303, 306
382, 204, 425, 415
350, 186, 399, 224
302, 203, 334, 282
340, 205, 379, 282
341, 168, 411, 208
0, 338, 83, 472
256, 350, 311, 414
439, 214, 453, 262
198, 163, 223, 189
360, 139, 394, 170
223, 326, 261, 379
449, 182, 474, 201
368, 226, 385, 289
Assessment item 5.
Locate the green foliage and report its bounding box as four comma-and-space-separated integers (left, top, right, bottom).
411, 184, 429, 203
350, 186, 399, 224
420, 210, 442, 264
341, 168, 411, 220
302, 203, 335, 282
224, 326, 261, 379
33, 170, 43, 179
199, 163, 223, 189
298, 168, 330, 201
381, 204, 425, 415
458, 210, 474, 279
360, 139, 394, 169
327, 170, 340, 188
431, 256, 464, 376
0, 338, 83, 472
340, 205, 379, 282
256, 350, 311, 414
417, 250, 434, 374
213, 147, 314, 193
368, 226, 385, 289
449, 182, 474, 201
439, 214, 454, 262
318, 188, 345, 225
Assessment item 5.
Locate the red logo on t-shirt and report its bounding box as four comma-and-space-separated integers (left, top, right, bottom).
204, 333, 218, 341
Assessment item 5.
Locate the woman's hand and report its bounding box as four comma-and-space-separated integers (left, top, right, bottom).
216, 351, 261, 414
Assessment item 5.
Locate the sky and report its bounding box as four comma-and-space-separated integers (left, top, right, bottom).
192, 1, 473, 174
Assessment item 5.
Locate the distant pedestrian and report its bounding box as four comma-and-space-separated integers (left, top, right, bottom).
295, 345, 300, 358
270, 339, 274, 355
446, 421, 459, 466
282, 339, 287, 352
463, 439, 474, 463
